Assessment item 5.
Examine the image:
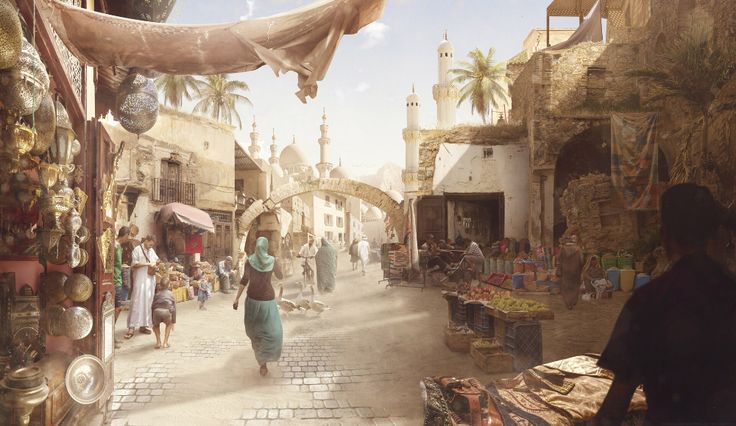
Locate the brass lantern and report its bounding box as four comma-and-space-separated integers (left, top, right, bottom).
0, 38, 49, 116
25, 93, 55, 156
121, 0, 177, 23
49, 101, 80, 166
0, 0, 22, 70
116, 72, 159, 135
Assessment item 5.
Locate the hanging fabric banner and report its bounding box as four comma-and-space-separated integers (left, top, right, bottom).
610, 112, 660, 210
37, 0, 385, 103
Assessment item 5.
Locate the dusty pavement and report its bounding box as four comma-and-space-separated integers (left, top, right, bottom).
107, 255, 628, 426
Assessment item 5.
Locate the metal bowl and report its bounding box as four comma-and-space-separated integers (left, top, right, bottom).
3, 366, 45, 389
45, 305, 66, 336
59, 306, 93, 340
78, 226, 90, 244
64, 273, 92, 302
0, 0, 22, 69
43, 271, 68, 305
65, 355, 105, 405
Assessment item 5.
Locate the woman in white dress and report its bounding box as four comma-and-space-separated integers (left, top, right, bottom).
125, 235, 159, 339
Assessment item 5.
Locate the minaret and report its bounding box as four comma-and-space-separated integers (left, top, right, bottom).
315, 108, 333, 179
269, 129, 279, 165
403, 85, 421, 196
248, 116, 261, 159
433, 31, 458, 129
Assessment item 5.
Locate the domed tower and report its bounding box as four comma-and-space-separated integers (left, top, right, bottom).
433, 31, 458, 129
315, 108, 333, 179
330, 158, 351, 179
403, 85, 421, 197
248, 116, 261, 159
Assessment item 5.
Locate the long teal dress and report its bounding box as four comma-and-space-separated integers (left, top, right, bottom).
315, 238, 337, 293
241, 237, 283, 365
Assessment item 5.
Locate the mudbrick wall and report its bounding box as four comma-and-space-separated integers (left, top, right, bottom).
560, 173, 638, 252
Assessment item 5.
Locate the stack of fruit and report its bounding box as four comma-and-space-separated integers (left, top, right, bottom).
486, 293, 548, 312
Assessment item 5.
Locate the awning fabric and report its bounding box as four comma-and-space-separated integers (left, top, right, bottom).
158, 203, 215, 233
546, 0, 602, 51
37, 0, 386, 103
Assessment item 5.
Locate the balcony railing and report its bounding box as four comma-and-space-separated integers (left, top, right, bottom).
152, 178, 195, 205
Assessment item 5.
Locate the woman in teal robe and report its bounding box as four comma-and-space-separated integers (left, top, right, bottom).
315, 238, 338, 293
232, 237, 283, 376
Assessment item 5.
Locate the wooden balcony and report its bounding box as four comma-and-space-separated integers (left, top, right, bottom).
151, 178, 195, 206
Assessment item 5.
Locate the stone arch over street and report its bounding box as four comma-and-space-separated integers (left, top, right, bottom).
237, 178, 405, 252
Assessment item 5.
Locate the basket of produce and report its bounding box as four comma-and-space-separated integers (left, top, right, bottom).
485, 293, 554, 321
444, 324, 476, 353
471, 339, 513, 373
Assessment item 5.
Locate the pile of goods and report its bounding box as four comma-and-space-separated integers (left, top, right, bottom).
461, 285, 496, 302
486, 293, 548, 313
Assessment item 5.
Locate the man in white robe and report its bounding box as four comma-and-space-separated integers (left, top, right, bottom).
125, 236, 159, 339
298, 238, 318, 284
357, 237, 371, 276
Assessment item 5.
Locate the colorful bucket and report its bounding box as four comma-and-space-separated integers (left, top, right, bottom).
620, 269, 636, 293
606, 268, 621, 291
512, 274, 525, 289
635, 273, 651, 289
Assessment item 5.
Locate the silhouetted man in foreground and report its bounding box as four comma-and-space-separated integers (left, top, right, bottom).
596, 184, 736, 425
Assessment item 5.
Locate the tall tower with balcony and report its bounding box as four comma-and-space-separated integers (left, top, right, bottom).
315, 109, 333, 179
433, 31, 458, 129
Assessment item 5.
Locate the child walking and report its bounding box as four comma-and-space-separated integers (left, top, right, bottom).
151, 279, 176, 349
198, 279, 212, 310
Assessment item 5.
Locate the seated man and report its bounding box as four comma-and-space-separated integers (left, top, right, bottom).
421, 234, 448, 272
216, 256, 237, 294
463, 239, 485, 279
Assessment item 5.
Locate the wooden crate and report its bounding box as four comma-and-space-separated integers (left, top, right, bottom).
444, 326, 475, 353
471, 345, 514, 374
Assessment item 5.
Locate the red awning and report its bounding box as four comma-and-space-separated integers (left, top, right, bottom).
158, 203, 215, 234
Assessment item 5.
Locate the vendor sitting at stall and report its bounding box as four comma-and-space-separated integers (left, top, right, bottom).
421, 234, 448, 272
216, 256, 237, 294
463, 239, 485, 279
582, 255, 613, 299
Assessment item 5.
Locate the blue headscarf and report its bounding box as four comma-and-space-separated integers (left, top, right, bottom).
248, 237, 275, 272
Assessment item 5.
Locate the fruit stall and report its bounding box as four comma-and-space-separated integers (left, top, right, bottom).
442, 282, 554, 374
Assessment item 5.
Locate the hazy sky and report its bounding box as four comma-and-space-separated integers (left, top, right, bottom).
168, 0, 579, 176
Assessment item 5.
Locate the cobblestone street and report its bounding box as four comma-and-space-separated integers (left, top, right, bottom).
108, 257, 628, 426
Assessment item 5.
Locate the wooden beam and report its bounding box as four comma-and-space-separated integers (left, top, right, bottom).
546, 13, 550, 47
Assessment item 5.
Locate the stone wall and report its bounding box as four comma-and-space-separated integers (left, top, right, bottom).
416, 124, 526, 195
560, 173, 638, 252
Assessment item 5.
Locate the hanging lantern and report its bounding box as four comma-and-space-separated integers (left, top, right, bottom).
26, 92, 56, 156
121, 0, 177, 23
116, 73, 159, 135
0, 0, 22, 69
50, 101, 81, 165
0, 38, 49, 116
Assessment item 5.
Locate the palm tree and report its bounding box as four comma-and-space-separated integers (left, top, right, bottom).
629, 28, 736, 174
450, 48, 508, 124
192, 74, 252, 128
154, 74, 200, 109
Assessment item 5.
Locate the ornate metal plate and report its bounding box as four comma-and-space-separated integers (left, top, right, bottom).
65, 355, 105, 405
59, 306, 92, 340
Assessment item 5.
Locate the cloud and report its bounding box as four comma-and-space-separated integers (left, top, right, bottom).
354, 82, 370, 93
360, 22, 389, 49
240, 0, 255, 20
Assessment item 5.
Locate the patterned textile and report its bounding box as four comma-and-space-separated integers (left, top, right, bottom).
611, 112, 660, 210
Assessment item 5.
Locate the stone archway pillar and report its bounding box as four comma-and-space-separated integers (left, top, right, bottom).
529, 167, 555, 248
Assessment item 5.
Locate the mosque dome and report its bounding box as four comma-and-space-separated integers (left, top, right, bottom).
385, 190, 403, 203
279, 142, 309, 169
330, 165, 351, 179
364, 206, 384, 222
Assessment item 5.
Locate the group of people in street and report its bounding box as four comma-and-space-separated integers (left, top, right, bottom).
113, 230, 176, 349
348, 236, 371, 275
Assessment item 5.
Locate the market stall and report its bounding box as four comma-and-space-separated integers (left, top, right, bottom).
442, 283, 554, 374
